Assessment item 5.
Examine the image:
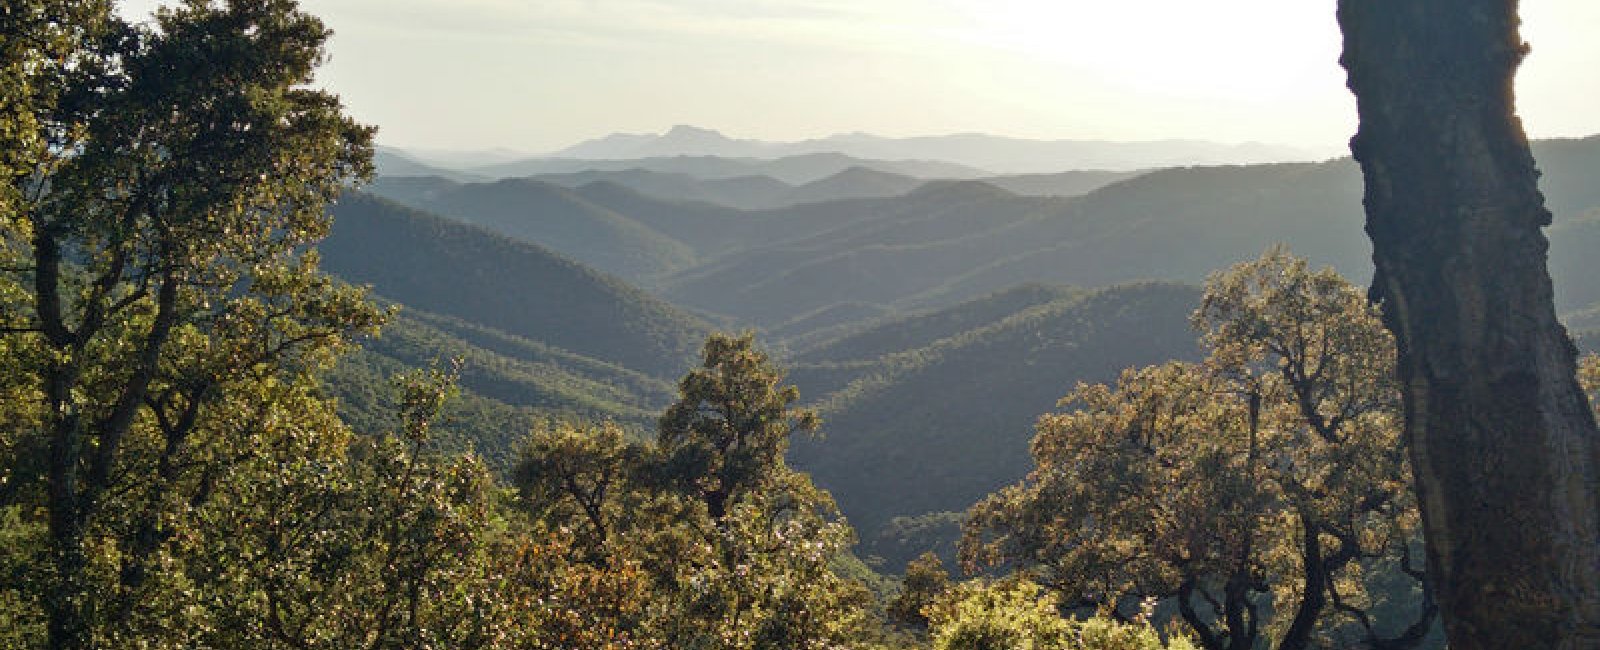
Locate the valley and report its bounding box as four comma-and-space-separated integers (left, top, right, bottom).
332, 132, 1600, 563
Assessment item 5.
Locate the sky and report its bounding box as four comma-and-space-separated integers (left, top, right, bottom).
118, 0, 1600, 157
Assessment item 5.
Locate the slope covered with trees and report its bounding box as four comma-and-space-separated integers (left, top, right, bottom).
320, 192, 712, 378
373, 178, 700, 281
652, 141, 1600, 331
788, 281, 1202, 541
326, 307, 676, 468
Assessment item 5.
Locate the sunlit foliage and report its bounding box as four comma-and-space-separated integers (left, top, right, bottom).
926, 577, 1195, 650
963, 249, 1434, 650
514, 333, 876, 649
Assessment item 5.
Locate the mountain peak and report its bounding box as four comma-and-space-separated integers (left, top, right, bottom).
658, 125, 737, 147
664, 124, 724, 138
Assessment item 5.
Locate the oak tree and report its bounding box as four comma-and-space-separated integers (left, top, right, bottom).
0, 1, 379, 647
964, 251, 1433, 650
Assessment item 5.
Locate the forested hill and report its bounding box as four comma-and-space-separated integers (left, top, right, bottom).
653, 137, 1600, 331
787, 281, 1203, 542
658, 163, 1363, 325
320, 192, 713, 378
327, 307, 675, 468
365, 178, 701, 282
795, 283, 1085, 363
383, 166, 1143, 211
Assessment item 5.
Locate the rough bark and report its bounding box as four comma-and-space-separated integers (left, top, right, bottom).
1337, 1, 1600, 647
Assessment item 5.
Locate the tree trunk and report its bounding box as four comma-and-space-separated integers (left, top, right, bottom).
1337, 1, 1600, 647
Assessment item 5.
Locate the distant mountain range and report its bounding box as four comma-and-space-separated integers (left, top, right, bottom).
375, 165, 1143, 214
367, 136, 1600, 332
374, 126, 1323, 183
547, 125, 1322, 173
470, 151, 985, 185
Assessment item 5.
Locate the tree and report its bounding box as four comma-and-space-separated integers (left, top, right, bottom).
515, 420, 652, 561
182, 366, 505, 649
963, 251, 1434, 650
0, 2, 379, 647
1580, 355, 1600, 413
1337, 1, 1600, 646
512, 334, 876, 650
888, 551, 951, 631
657, 331, 820, 525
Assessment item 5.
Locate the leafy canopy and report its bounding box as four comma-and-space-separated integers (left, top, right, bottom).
963, 249, 1433, 650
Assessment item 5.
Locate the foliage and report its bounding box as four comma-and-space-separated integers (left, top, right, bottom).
888, 551, 951, 631
1, 1, 383, 646
324, 305, 673, 469
511, 333, 880, 649
962, 249, 1434, 650
926, 578, 1195, 650
659, 332, 820, 522
1579, 354, 1600, 413
167, 367, 502, 648
515, 420, 651, 557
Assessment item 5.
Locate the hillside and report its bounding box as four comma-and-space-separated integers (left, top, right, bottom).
980, 169, 1147, 196
520, 166, 1138, 211
526, 169, 788, 209
786, 281, 1203, 543
321, 192, 713, 378
1551, 214, 1600, 316
795, 283, 1083, 362
656, 138, 1600, 332
780, 166, 924, 205
375, 178, 699, 281
374, 146, 485, 182
659, 162, 1366, 327
661, 181, 1061, 324
1531, 136, 1600, 219
565, 181, 755, 254
328, 307, 675, 468
347, 137, 1600, 555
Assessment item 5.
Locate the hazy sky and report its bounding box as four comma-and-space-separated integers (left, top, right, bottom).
119, 0, 1600, 156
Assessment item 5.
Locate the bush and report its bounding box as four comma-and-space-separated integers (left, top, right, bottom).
927, 578, 1194, 650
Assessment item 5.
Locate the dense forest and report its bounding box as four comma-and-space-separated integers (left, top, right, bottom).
5, 1, 1600, 649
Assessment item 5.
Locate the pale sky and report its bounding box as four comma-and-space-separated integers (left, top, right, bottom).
119, 0, 1600, 156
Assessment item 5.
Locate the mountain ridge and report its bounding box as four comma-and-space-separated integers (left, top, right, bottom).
547, 125, 1321, 173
